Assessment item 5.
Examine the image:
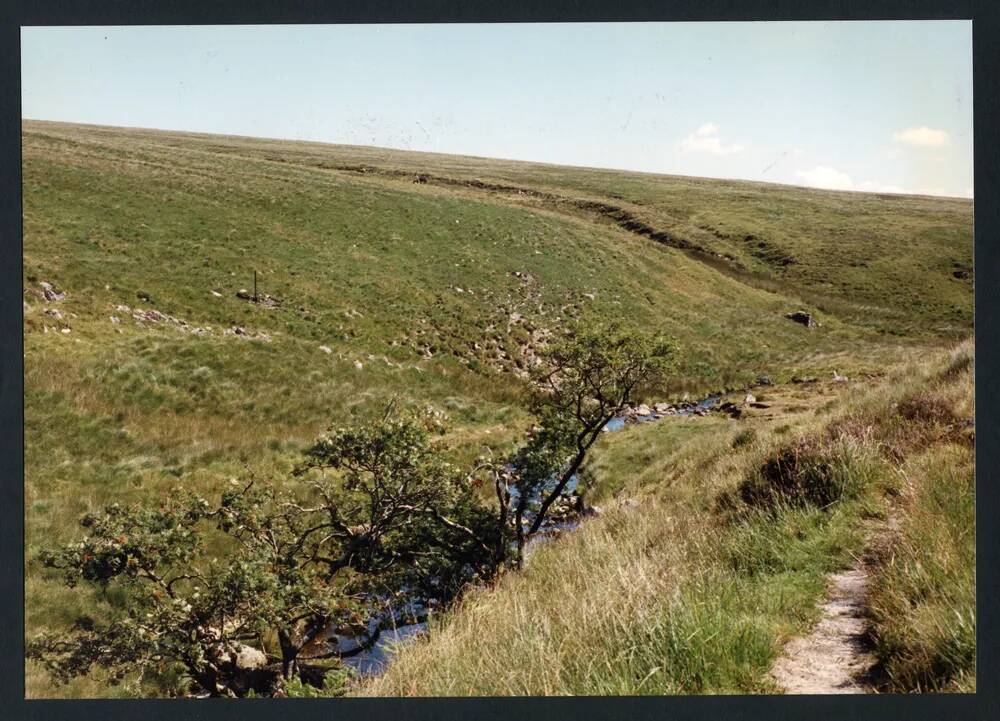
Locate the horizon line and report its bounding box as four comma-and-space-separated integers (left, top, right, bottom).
22, 117, 974, 201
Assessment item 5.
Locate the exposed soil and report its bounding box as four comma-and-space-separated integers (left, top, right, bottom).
770, 514, 900, 694
769, 562, 876, 694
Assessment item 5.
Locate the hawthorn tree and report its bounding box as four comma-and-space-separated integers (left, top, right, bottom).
28, 326, 676, 695
28, 411, 494, 697
494, 323, 677, 566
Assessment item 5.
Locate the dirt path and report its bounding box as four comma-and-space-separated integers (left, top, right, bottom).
769, 557, 877, 694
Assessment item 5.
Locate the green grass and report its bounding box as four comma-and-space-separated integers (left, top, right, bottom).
21, 120, 973, 697
362, 344, 974, 696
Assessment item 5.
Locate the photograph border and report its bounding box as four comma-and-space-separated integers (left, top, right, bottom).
1, 1, 996, 719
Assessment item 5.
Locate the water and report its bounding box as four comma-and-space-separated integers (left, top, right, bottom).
323, 391, 726, 678
340, 621, 430, 677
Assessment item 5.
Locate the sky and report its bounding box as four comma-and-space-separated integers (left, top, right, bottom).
21, 21, 973, 198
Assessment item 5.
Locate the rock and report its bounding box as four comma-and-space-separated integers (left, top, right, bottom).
791, 375, 818, 384
39, 281, 66, 302
60, 328, 71, 334
210, 290, 223, 298
744, 393, 756, 406
136, 291, 153, 303
236, 289, 253, 300
233, 644, 268, 671
140, 309, 167, 322
635, 404, 652, 416
44, 308, 63, 319
583, 292, 596, 300
833, 371, 848, 383
718, 402, 743, 419
755, 375, 774, 386
109, 315, 121, 324
319, 345, 333, 354
784, 311, 812, 327
654, 402, 672, 414
353, 360, 364, 370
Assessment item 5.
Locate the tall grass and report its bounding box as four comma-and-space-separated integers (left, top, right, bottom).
865, 342, 975, 692
361, 342, 974, 696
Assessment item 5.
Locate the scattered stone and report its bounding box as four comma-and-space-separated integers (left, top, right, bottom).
319, 345, 333, 354
654, 402, 673, 414
582, 292, 596, 301
785, 311, 812, 327
791, 375, 818, 384
60, 328, 71, 334
833, 371, 849, 383
109, 315, 121, 324
744, 392, 756, 406
233, 644, 268, 671
755, 375, 774, 386
39, 281, 66, 302
635, 404, 652, 416
353, 360, 364, 370
43, 308, 63, 319
210, 290, 223, 298
718, 401, 743, 419
136, 291, 153, 303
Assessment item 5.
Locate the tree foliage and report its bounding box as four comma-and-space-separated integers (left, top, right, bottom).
28, 323, 676, 696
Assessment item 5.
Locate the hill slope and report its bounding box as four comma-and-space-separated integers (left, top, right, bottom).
21, 120, 973, 697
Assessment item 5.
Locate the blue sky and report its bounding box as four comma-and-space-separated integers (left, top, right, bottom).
22, 21, 973, 197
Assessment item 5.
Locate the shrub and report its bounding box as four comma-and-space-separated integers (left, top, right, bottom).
738, 438, 869, 510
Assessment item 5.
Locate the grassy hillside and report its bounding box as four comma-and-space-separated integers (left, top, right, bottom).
21, 120, 973, 697
363, 342, 975, 696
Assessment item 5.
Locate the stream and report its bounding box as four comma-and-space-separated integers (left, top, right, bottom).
317, 391, 727, 678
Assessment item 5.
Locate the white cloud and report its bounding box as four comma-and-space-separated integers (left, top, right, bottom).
795, 166, 854, 191
679, 123, 744, 156
892, 126, 950, 148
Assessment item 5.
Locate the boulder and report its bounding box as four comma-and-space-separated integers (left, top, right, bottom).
654, 402, 673, 414
39, 281, 67, 302
635, 404, 652, 416
234, 644, 268, 671
784, 311, 812, 327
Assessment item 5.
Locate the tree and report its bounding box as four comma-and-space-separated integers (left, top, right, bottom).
25, 488, 300, 697
28, 411, 495, 697
498, 323, 677, 566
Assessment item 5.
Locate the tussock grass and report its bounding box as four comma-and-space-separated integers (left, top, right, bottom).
362, 342, 974, 696
865, 342, 975, 692
22, 121, 973, 697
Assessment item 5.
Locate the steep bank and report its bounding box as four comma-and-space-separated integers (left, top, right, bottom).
360, 341, 974, 696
